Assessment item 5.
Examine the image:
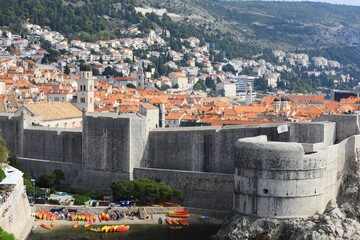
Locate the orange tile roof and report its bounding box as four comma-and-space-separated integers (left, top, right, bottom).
165, 112, 185, 120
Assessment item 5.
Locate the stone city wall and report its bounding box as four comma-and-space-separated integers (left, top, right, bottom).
18, 157, 82, 185
22, 128, 82, 163
314, 115, 360, 143
148, 124, 289, 174
134, 167, 234, 210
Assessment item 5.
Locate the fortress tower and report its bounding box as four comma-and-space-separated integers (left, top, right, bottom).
75, 64, 94, 112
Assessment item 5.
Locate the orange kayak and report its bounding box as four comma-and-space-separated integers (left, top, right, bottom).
118, 225, 130, 232
172, 219, 179, 225
178, 219, 189, 226
73, 221, 79, 228
84, 221, 92, 228
165, 218, 172, 225
40, 223, 52, 230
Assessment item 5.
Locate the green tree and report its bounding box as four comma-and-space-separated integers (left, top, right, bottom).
0, 138, 8, 165
112, 178, 182, 204
193, 80, 207, 91
92, 68, 100, 76
53, 169, 64, 186
64, 65, 70, 75
205, 77, 215, 90
0, 169, 5, 181
254, 77, 268, 91
0, 227, 15, 240
37, 172, 56, 188
222, 63, 237, 74
74, 195, 89, 205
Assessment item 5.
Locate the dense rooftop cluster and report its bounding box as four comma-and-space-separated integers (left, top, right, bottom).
0, 23, 356, 127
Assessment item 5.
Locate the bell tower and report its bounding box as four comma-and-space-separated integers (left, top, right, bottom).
75, 64, 94, 112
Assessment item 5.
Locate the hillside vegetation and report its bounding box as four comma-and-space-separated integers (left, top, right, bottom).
1, 0, 360, 65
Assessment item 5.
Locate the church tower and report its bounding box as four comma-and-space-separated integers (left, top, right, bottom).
75, 64, 94, 112
138, 61, 145, 89
245, 82, 253, 105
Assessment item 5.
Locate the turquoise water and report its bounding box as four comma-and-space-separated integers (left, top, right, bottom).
28, 224, 220, 240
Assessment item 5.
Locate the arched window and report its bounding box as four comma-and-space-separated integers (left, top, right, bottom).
84, 85, 86, 91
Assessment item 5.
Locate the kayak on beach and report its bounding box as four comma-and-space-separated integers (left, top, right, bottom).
89, 225, 130, 233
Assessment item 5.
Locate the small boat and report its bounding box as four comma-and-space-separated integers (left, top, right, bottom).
73, 221, 79, 228
40, 223, 52, 230
50, 221, 55, 229
84, 221, 92, 228
90, 227, 101, 233
158, 217, 163, 224
165, 218, 173, 225
118, 225, 130, 232
168, 225, 182, 230
178, 219, 189, 226
91, 225, 129, 233
199, 216, 209, 221
172, 219, 180, 225
168, 210, 189, 218
102, 226, 110, 233
163, 202, 181, 207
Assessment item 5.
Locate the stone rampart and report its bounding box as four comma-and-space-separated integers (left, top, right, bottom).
18, 157, 82, 185
72, 113, 148, 189
22, 128, 82, 163
2, 110, 360, 215
148, 124, 289, 174
314, 115, 360, 143
0, 114, 23, 155
290, 121, 336, 148
134, 167, 234, 210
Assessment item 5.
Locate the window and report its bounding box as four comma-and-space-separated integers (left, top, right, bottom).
80, 97, 85, 103
263, 189, 269, 194
54, 97, 59, 101
84, 85, 86, 91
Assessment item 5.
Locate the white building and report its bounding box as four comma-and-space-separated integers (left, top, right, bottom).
216, 82, 236, 97
168, 72, 188, 91
229, 75, 256, 93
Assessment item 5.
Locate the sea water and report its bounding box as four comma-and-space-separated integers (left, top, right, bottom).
28, 224, 220, 240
